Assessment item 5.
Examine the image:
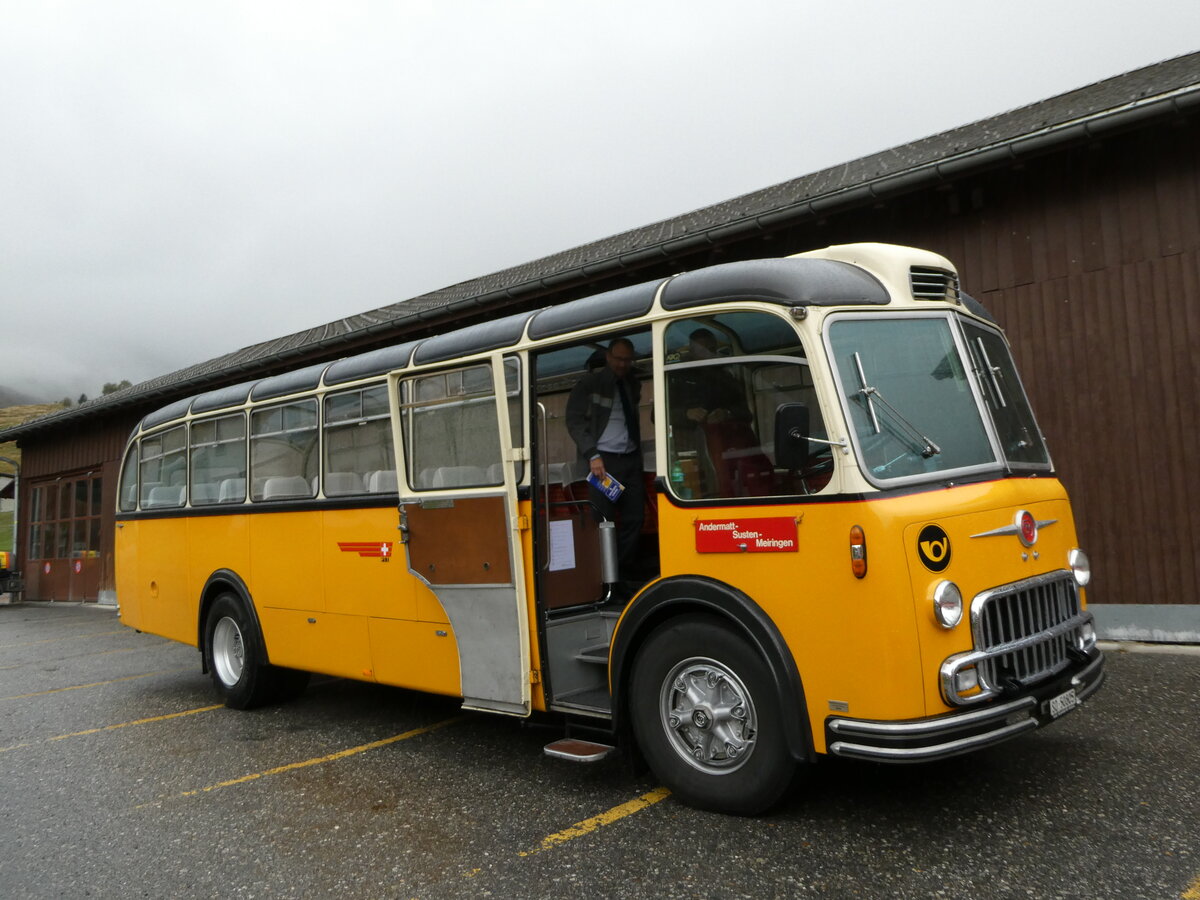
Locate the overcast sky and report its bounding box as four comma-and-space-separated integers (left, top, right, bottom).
1, 2, 1197, 402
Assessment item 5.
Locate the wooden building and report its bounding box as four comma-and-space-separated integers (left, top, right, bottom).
2, 53, 1197, 639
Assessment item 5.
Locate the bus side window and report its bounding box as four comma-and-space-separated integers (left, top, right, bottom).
324, 384, 394, 496
118, 441, 139, 512
250, 400, 318, 501
401, 363, 504, 491
190, 413, 247, 506
663, 312, 832, 500
139, 425, 187, 508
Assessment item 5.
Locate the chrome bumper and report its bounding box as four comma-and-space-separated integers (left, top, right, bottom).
825, 650, 1105, 763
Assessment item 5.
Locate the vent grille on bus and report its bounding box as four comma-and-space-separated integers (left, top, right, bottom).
910, 266, 960, 303
974, 572, 1084, 693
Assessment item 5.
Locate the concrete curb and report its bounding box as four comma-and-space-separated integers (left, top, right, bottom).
1097, 640, 1200, 657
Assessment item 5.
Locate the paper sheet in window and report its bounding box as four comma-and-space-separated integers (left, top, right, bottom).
548, 519, 576, 572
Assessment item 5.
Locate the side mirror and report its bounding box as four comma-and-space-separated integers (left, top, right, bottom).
774, 403, 811, 470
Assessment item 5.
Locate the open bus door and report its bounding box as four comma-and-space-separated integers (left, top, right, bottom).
391, 356, 531, 716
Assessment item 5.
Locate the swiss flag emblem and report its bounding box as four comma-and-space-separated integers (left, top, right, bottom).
339, 541, 395, 562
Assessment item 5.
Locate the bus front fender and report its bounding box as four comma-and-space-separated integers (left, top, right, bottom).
610, 575, 815, 764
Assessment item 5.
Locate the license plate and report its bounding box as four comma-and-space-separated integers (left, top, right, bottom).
1048, 688, 1078, 719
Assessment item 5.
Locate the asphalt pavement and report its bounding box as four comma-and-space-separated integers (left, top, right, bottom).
1, 602, 1198, 899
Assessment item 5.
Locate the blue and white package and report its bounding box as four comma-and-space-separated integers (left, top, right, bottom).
586, 471, 625, 502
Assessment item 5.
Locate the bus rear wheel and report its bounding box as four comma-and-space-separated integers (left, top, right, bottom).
629, 615, 794, 815
203, 593, 307, 709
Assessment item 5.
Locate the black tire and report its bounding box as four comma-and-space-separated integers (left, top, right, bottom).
203, 593, 307, 709
629, 614, 795, 815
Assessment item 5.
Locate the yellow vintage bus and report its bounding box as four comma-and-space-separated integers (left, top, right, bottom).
115, 243, 1103, 814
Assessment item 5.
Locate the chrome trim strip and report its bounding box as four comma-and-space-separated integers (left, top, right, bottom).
828, 651, 1104, 763
970, 517, 1057, 539
828, 695, 1034, 738
829, 717, 1038, 762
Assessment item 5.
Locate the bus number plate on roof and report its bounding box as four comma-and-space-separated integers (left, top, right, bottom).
694, 517, 798, 553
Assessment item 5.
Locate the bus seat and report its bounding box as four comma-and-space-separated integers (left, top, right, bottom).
432, 466, 485, 488
261, 476, 313, 500
218, 478, 246, 503
145, 485, 184, 508
368, 470, 398, 493
191, 483, 220, 504
325, 472, 364, 495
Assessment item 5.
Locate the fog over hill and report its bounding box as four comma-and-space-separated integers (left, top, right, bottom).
0, 387, 43, 408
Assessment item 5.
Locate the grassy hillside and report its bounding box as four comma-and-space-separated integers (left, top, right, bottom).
1, 404, 66, 555
0, 510, 12, 556
1, 403, 66, 468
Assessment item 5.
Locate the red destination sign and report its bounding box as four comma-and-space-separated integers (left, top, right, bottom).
694, 517, 798, 553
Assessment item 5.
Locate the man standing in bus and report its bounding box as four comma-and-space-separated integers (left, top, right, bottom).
566, 337, 645, 584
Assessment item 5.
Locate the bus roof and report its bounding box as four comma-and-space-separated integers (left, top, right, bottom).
132, 247, 991, 435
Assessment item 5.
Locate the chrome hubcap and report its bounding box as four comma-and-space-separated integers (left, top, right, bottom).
659, 657, 757, 773
212, 616, 245, 687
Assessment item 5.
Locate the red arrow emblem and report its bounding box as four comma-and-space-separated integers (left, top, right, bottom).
338, 541, 395, 558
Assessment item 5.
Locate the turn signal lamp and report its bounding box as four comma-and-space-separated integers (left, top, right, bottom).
932, 580, 963, 628
954, 666, 979, 696
849, 525, 867, 578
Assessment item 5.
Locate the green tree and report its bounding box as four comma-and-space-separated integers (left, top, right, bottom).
101, 380, 132, 395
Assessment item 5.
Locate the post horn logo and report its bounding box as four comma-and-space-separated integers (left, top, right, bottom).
917, 524, 951, 572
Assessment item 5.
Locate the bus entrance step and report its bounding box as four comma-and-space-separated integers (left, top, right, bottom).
544, 738, 615, 763
574, 644, 610, 665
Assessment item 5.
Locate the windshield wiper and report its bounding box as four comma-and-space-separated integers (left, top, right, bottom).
852, 352, 942, 460
972, 337, 1008, 409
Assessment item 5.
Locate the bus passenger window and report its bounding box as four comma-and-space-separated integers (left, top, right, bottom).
118, 442, 139, 512
250, 400, 318, 501
401, 363, 504, 491
323, 384, 394, 496
664, 312, 832, 500
139, 425, 187, 508
190, 413, 247, 505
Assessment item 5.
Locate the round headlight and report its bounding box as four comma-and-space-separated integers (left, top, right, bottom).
932, 580, 963, 628
1069, 548, 1091, 588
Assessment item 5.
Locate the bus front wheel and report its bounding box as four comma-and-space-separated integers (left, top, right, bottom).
629, 615, 794, 815
203, 593, 307, 709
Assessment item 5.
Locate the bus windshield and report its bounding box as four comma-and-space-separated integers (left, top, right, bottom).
828, 313, 1048, 484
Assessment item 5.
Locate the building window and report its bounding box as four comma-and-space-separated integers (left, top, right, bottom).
29, 473, 103, 560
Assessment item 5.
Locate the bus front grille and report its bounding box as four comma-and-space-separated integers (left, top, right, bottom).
972, 571, 1086, 693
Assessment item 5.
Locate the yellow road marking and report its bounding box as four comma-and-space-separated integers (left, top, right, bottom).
518, 786, 671, 857
0, 629, 127, 650
0, 669, 184, 701
150, 715, 463, 804
0, 703, 222, 754
1183, 872, 1200, 899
